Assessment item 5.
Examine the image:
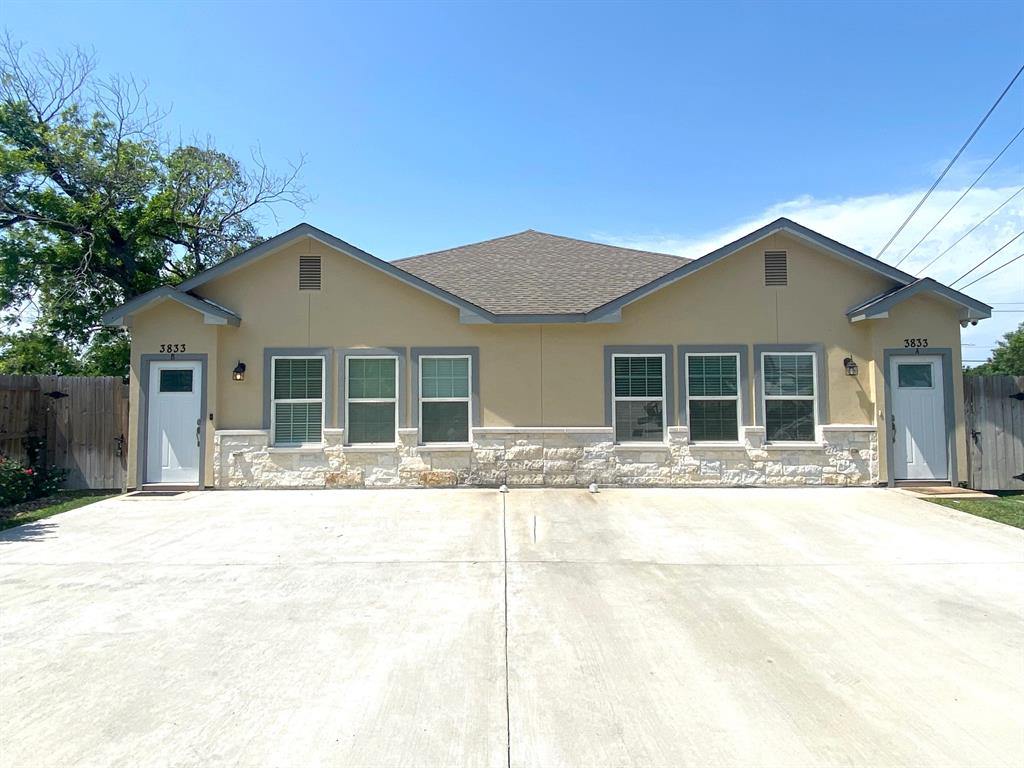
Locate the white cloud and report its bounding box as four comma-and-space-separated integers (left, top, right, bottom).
597, 185, 1024, 360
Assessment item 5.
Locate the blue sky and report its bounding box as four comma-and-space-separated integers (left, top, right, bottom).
5, 0, 1023, 356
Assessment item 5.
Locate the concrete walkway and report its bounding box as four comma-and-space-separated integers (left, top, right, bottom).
1, 488, 1021, 767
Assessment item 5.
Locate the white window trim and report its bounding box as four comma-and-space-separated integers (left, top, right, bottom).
345, 355, 400, 446
760, 351, 818, 443
270, 355, 326, 447
418, 354, 472, 445
611, 352, 667, 445
685, 352, 742, 444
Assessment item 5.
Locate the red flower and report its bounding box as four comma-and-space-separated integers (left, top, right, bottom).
23, 468, 33, 475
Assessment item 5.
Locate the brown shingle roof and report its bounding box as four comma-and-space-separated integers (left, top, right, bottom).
392, 230, 689, 315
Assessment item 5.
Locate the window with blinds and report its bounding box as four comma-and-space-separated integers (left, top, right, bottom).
686, 353, 740, 442
612, 355, 665, 443
420, 356, 471, 443
762, 352, 816, 442
346, 357, 398, 444
271, 357, 324, 444
299, 254, 321, 290
764, 251, 788, 286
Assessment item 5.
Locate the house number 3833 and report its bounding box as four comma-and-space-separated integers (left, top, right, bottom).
903, 338, 928, 348
159, 343, 187, 353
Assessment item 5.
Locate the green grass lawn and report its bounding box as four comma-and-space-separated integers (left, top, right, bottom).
0, 490, 119, 532
927, 492, 1024, 530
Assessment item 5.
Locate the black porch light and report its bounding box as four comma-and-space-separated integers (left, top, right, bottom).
232, 361, 246, 381
843, 356, 859, 376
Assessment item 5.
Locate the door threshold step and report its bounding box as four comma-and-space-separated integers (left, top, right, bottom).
137, 484, 202, 493
894, 486, 997, 499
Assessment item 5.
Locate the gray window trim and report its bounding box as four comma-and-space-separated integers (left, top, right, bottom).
411, 347, 480, 444
678, 345, 750, 439
138, 353, 209, 488
603, 346, 675, 436
262, 348, 334, 439
753, 344, 828, 440
882, 347, 957, 487
338, 347, 408, 439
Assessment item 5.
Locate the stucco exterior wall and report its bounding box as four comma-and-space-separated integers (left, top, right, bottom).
124, 230, 966, 488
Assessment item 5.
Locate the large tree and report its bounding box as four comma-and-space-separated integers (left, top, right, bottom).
0, 34, 308, 375
966, 322, 1024, 376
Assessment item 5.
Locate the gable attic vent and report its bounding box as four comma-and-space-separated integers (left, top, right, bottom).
764, 251, 788, 286
299, 254, 322, 290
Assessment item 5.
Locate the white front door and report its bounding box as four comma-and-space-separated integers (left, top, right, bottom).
891, 355, 947, 481
147, 361, 202, 484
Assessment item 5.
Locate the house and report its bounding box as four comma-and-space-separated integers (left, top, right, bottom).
102, 218, 991, 490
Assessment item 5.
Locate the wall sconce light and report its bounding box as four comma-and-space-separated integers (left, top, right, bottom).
232, 361, 246, 381
843, 356, 859, 377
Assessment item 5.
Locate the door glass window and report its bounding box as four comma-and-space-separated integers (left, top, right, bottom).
159, 369, 193, 392
898, 364, 933, 388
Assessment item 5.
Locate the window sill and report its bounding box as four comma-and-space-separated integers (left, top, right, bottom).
268, 444, 325, 453
614, 442, 671, 452
763, 442, 825, 451
343, 443, 399, 452
688, 441, 746, 449
416, 442, 473, 452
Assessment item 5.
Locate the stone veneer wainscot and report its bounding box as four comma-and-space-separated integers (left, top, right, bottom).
213, 425, 878, 488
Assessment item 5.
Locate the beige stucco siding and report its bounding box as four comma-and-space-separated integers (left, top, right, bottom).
125, 230, 966, 486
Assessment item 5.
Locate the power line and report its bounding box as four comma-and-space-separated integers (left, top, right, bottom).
894, 124, 1024, 266
949, 231, 1024, 286
959, 251, 1024, 290
914, 185, 1024, 276
876, 63, 1024, 260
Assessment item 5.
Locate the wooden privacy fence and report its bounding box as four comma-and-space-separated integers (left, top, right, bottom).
964, 374, 1024, 491
0, 375, 129, 490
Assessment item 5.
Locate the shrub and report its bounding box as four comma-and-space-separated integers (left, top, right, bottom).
0, 437, 68, 507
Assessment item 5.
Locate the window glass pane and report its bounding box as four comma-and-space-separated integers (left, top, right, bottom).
898, 364, 932, 388
421, 357, 469, 399
765, 400, 814, 442
159, 369, 193, 393
348, 402, 395, 443
348, 358, 396, 399
689, 400, 739, 442
273, 358, 323, 400
274, 402, 322, 444
764, 354, 813, 397
614, 400, 664, 442
614, 356, 663, 398
688, 355, 737, 397
422, 401, 469, 443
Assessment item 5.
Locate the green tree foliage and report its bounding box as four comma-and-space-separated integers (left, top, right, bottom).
0, 35, 307, 374
966, 322, 1024, 376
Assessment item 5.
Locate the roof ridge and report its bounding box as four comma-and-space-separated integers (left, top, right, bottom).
525, 229, 690, 261
392, 230, 536, 265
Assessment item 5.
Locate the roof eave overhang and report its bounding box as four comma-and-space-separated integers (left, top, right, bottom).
101, 286, 242, 328
846, 278, 992, 323
459, 307, 622, 324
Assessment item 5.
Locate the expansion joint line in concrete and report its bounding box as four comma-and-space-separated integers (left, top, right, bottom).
502, 491, 511, 768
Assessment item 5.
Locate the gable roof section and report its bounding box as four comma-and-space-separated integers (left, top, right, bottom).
175, 222, 492, 317
846, 277, 991, 322
102, 217, 991, 327
102, 285, 241, 327
393, 230, 689, 315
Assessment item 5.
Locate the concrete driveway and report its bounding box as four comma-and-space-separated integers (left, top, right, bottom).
1, 488, 1021, 768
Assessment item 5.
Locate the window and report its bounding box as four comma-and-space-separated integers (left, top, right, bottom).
271, 357, 324, 445
764, 251, 788, 286
612, 354, 665, 443
299, 254, 321, 290
159, 369, 193, 392
346, 357, 398, 444
898, 363, 933, 388
420, 356, 471, 443
762, 353, 816, 442
686, 353, 739, 442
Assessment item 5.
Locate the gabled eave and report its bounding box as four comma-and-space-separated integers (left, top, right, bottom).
846, 278, 992, 323
101, 286, 242, 327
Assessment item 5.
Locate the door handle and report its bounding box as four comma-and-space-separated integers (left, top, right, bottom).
196, 419, 201, 447
890, 413, 896, 444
